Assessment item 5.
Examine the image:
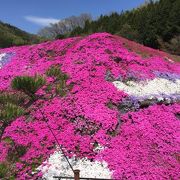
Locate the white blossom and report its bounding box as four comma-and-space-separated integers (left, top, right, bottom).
38, 151, 112, 180
113, 78, 180, 97
0, 53, 7, 68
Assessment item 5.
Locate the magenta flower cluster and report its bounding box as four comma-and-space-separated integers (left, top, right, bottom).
0, 33, 180, 179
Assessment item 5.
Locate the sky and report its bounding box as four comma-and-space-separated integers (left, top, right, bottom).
0, 0, 145, 34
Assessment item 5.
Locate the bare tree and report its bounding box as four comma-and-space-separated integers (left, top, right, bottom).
38, 13, 92, 39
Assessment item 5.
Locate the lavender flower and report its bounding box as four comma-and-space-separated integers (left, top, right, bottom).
153, 71, 180, 82
0, 52, 14, 69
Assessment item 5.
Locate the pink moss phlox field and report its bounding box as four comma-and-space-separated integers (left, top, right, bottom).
0, 33, 180, 179
98, 104, 180, 179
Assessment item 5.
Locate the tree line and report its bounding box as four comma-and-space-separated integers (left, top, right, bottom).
1, 0, 179, 55
40, 0, 179, 55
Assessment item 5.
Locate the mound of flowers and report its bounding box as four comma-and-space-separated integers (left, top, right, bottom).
0, 33, 179, 179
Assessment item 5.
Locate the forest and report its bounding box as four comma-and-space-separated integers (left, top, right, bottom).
69, 0, 180, 55
1, 0, 179, 55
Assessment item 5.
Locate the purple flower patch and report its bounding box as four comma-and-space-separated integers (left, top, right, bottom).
153, 71, 180, 82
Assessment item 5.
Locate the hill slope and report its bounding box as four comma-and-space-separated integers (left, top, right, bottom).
0, 21, 41, 48
0, 33, 180, 179
68, 0, 180, 55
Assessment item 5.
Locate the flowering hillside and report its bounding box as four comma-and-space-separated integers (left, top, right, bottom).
0, 33, 180, 179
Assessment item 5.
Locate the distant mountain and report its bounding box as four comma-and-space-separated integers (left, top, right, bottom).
0, 21, 41, 48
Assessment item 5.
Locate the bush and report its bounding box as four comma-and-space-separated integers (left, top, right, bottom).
11, 75, 45, 99
166, 36, 180, 55
56, 34, 66, 39
0, 92, 27, 106
46, 66, 69, 81
0, 103, 24, 122
0, 163, 8, 178
46, 66, 69, 97
116, 24, 140, 41
46, 66, 62, 77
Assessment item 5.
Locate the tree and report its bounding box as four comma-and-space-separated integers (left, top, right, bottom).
63, 0, 179, 54
116, 23, 140, 41
38, 14, 92, 39
11, 75, 46, 100
163, 35, 180, 55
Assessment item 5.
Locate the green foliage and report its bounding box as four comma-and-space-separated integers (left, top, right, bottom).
46, 66, 69, 81
0, 141, 27, 179
45, 84, 52, 93
0, 103, 24, 122
46, 66, 69, 97
8, 145, 27, 162
2, 137, 14, 145
163, 36, 180, 55
0, 163, 8, 178
55, 84, 67, 97
0, 92, 27, 105
55, 34, 66, 39
46, 66, 62, 77
70, 26, 84, 37
116, 24, 140, 41
11, 75, 46, 99
0, 21, 42, 48
67, 0, 180, 54
0, 92, 26, 140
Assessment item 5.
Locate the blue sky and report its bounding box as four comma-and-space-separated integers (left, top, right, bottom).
0, 0, 145, 34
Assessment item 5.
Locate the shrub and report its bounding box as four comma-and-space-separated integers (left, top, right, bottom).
56, 34, 66, 39
46, 66, 62, 77
0, 103, 24, 122
165, 36, 180, 55
55, 84, 67, 97
46, 66, 69, 81
116, 24, 140, 41
11, 75, 45, 99
46, 66, 69, 97
0, 92, 27, 106
0, 163, 8, 178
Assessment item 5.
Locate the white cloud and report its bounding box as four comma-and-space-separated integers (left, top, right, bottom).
24, 16, 59, 26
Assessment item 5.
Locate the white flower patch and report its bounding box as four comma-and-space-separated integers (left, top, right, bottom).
0, 53, 7, 68
0, 53, 6, 59
38, 151, 112, 180
113, 78, 180, 97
